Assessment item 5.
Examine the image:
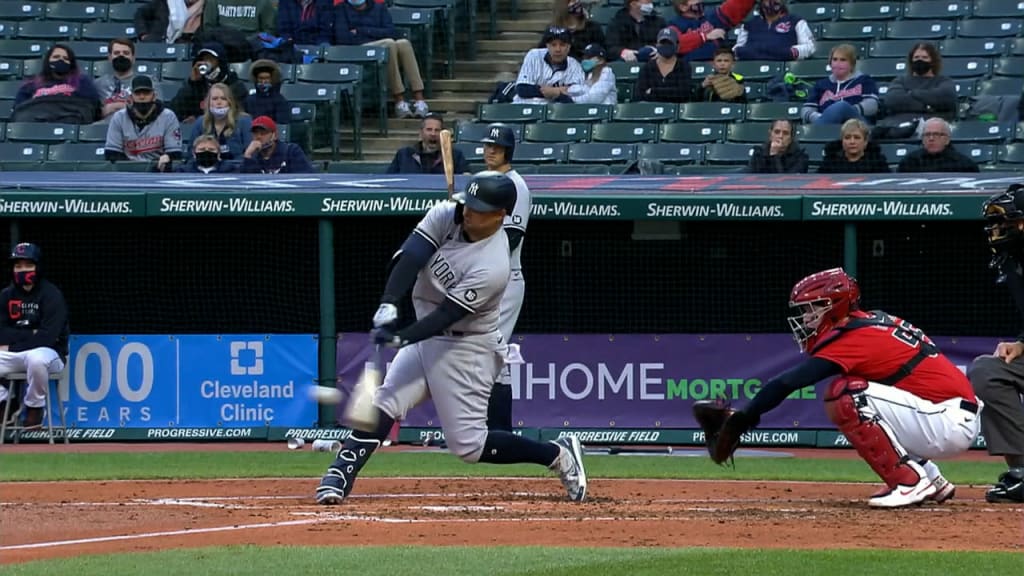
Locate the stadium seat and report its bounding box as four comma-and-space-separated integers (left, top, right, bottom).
744, 102, 802, 122
993, 57, 1024, 78
95, 60, 159, 80
15, 21, 80, 41
134, 43, 190, 63
791, 2, 838, 23
80, 22, 138, 41
44, 2, 107, 22
950, 121, 1012, 144
0, 142, 46, 162
47, 142, 106, 162
938, 38, 1008, 58
809, 40, 867, 60
0, 80, 23, 100
389, 7, 435, 93
972, 0, 1024, 19
0, 58, 21, 80
322, 44, 388, 134
477, 103, 546, 123
524, 122, 591, 143
885, 20, 953, 40
589, 5, 619, 25
160, 60, 193, 82
798, 123, 842, 143
868, 39, 920, 59
0, 101, 12, 121
295, 63, 362, 87
726, 122, 772, 143
704, 143, 757, 165
534, 164, 611, 175
659, 122, 725, 144
612, 102, 678, 123
1012, 39, 1024, 57
280, 82, 346, 157
838, 1, 901, 21
901, 0, 971, 20
0, 22, 10, 38
286, 102, 315, 153
608, 61, 642, 83
107, 2, 145, 22
454, 141, 484, 162
952, 79, 978, 99
998, 143, 1024, 165
456, 121, 523, 143
803, 142, 827, 164
690, 61, 713, 79
567, 142, 636, 164
856, 58, 906, 81
678, 102, 744, 123
978, 77, 1024, 97
65, 41, 110, 61
819, 21, 884, 41
941, 57, 992, 79
545, 103, 612, 123
956, 19, 1023, 39
731, 61, 784, 82
512, 142, 568, 163
0, 39, 50, 59
957, 143, 996, 165
591, 122, 657, 143
5, 122, 75, 143
880, 142, 914, 163
77, 122, 110, 143
743, 82, 767, 102
786, 59, 830, 81
0, 2, 44, 21
637, 142, 705, 165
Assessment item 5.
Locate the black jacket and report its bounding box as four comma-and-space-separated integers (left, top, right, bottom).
605, 7, 667, 60
817, 139, 891, 173
746, 143, 809, 173
0, 279, 69, 360
897, 145, 979, 173
635, 57, 692, 103
10, 94, 101, 124
170, 70, 249, 121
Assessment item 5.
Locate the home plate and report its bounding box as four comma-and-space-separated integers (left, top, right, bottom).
412, 505, 504, 512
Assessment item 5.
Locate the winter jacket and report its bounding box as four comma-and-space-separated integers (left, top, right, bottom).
278, 0, 334, 45
10, 94, 101, 124
169, 68, 249, 120
668, 0, 755, 62
190, 114, 253, 160
734, 13, 816, 61
386, 141, 469, 175
817, 139, 891, 173
635, 57, 692, 103
802, 72, 879, 123
604, 8, 666, 61
243, 59, 293, 125
332, 2, 396, 45
897, 145, 980, 173
881, 74, 957, 124
746, 143, 809, 173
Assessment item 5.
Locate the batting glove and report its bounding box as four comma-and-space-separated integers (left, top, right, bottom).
371, 327, 406, 349
372, 303, 399, 328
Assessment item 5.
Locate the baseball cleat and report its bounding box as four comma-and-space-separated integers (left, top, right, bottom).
550, 436, 587, 502
986, 470, 1024, 503
315, 467, 349, 505
868, 461, 936, 508
928, 476, 956, 504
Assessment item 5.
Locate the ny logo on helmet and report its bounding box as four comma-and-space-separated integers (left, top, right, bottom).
490, 128, 501, 140
467, 182, 479, 196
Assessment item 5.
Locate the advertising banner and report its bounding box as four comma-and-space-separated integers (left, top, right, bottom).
336, 333, 998, 429
63, 334, 318, 428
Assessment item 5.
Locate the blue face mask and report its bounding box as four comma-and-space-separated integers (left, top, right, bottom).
348, 0, 365, 5
581, 59, 597, 72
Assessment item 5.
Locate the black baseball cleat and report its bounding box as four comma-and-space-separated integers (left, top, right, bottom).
986, 470, 1024, 503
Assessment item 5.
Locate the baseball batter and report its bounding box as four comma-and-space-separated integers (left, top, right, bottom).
710, 268, 980, 508
316, 171, 586, 505
479, 123, 531, 432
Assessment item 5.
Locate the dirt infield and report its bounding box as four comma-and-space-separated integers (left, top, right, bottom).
2, 473, 1022, 564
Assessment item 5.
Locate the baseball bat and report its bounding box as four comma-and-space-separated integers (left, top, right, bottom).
439, 129, 454, 200
342, 345, 382, 431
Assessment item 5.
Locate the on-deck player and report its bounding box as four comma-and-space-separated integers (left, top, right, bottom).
712, 268, 980, 508
316, 171, 586, 505
479, 123, 531, 432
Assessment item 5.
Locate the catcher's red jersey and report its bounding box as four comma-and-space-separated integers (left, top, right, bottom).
813, 311, 976, 404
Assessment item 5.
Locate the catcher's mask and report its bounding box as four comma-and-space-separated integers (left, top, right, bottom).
983, 184, 1024, 253
787, 267, 860, 353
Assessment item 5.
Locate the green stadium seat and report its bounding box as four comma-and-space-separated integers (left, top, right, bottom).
47, 142, 106, 162
798, 123, 842, 143
326, 161, 390, 174
589, 5, 619, 26
280, 83, 346, 158
567, 142, 636, 164
742, 81, 767, 102
389, 7, 435, 94
0, 80, 23, 100
792, 2, 838, 23
636, 142, 704, 165
545, 103, 612, 123
726, 122, 772, 143
952, 78, 977, 99
95, 60, 160, 80
690, 61, 713, 79
591, 122, 657, 143
5, 122, 76, 143
0, 2, 44, 21
65, 41, 110, 61
80, 22, 138, 41
457, 121, 522, 143
938, 38, 1008, 58
901, 0, 971, 19
745, 102, 802, 122
942, 57, 992, 79
15, 21, 81, 41
998, 143, 1024, 165
885, 20, 953, 41
819, 21, 884, 41
731, 61, 784, 82
868, 39, 920, 59
705, 143, 757, 165
1016, 122, 1024, 142
44, 2, 107, 22
950, 121, 1012, 144
1012, 38, 1024, 57
0, 39, 50, 59
809, 40, 867, 60
286, 102, 316, 154
392, 0, 458, 75
612, 102, 678, 123
77, 122, 110, 143
534, 164, 612, 175
659, 122, 725, 143
107, 2, 145, 22
838, 1, 901, 21
524, 122, 591, 143
0, 101, 12, 121
786, 59, 830, 81
856, 57, 906, 81
296, 62, 361, 86
477, 103, 546, 123
956, 19, 1023, 39
678, 102, 744, 123
993, 57, 1024, 78
322, 44, 389, 134
803, 142, 827, 164
973, 0, 1024, 18
454, 141, 484, 162
608, 61, 643, 83
156, 81, 179, 100
978, 77, 1024, 97
0, 58, 20, 80
0, 22, 10, 38
160, 60, 193, 82
513, 142, 568, 163
880, 142, 914, 164
134, 43, 190, 63
0, 142, 46, 162
957, 143, 996, 165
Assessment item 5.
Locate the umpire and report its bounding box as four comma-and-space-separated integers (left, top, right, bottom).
968, 183, 1024, 504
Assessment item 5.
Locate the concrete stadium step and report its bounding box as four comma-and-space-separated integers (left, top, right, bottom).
453, 59, 522, 75
475, 38, 543, 52
432, 77, 504, 92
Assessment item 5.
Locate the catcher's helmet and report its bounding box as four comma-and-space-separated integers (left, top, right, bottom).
787, 267, 861, 353
983, 183, 1024, 251
453, 170, 517, 214
9, 242, 41, 263
480, 123, 516, 161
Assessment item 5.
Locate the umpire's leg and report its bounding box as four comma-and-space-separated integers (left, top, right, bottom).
967, 354, 1024, 466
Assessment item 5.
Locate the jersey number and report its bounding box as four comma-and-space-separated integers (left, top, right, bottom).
890, 321, 925, 349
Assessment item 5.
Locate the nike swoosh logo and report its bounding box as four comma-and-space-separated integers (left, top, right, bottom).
899, 487, 916, 496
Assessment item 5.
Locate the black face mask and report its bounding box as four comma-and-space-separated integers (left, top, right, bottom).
910, 60, 932, 75
48, 59, 71, 76
131, 100, 155, 117
196, 151, 220, 168
112, 56, 132, 73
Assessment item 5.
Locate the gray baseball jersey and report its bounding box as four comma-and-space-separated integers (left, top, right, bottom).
105, 107, 182, 161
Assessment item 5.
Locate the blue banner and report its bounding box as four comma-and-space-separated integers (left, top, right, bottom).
64, 335, 318, 428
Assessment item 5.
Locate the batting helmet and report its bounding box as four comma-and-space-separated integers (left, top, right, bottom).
9, 242, 41, 263
480, 123, 516, 161
786, 267, 861, 353
453, 171, 517, 214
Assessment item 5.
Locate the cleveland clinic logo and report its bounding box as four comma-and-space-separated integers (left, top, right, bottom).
230, 341, 264, 375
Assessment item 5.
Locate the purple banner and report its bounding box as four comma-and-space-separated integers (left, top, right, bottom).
335, 334, 1000, 429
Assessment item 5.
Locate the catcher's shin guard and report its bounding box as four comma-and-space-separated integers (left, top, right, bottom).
315, 434, 381, 505
824, 377, 934, 506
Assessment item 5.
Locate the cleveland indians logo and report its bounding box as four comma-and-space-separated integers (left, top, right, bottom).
775, 22, 793, 33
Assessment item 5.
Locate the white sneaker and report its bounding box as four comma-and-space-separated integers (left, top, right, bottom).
868, 461, 936, 508
413, 100, 429, 118
550, 435, 587, 502
395, 100, 413, 118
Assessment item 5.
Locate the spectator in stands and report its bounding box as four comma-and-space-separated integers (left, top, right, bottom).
12, 44, 101, 124
605, 0, 666, 63
277, 0, 333, 45
818, 118, 890, 173
169, 42, 249, 122
635, 27, 692, 103
733, 0, 815, 61
701, 48, 746, 102
135, 0, 204, 43
105, 75, 183, 172
386, 114, 469, 175
567, 44, 617, 105
668, 0, 756, 62
175, 134, 241, 173
897, 118, 979, 173
746, 119, 808, 173
513, 27, 584, 105
801, 44, 879, 126
96, 39, 163, 120
332, 0, 429, 119
881, 43, 957, 128
203, 0, 276, 35
189, 82, 252, 160
538, 0, 606, 62
242, 115, 316, 173
244, 60, 292, 126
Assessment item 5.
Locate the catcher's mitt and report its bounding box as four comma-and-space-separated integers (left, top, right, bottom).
709, 73, 744, 101
692, 400, 754, 465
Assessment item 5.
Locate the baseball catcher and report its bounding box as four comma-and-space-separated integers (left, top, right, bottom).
693, 267, 981, 508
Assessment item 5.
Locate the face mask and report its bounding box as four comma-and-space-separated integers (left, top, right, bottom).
131, 100, 154, 117
257, 82, 272, 94
911, 60, 932, 75
830, 61, 851, 78
48, 59, 71, 76
657, 44, 676, 58
760, 1, 784, 16
13, 270, 35, 287
581, 59, 597, 72
196, 150, 219, 167
210, 106, 230, 118
112, 56, 132, 73
639, 2, 654, 15
348, 0, 365, 5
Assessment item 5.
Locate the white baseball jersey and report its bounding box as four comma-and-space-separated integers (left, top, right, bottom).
504, 169, 531, 271
513, 48, 585, 105
104, 107, 182, 160
412, 201, 511, 338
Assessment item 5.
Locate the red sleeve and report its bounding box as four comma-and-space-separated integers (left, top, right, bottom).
811, 330, 874, 374
717, 0, 756, 28
673, 26, 706, 55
